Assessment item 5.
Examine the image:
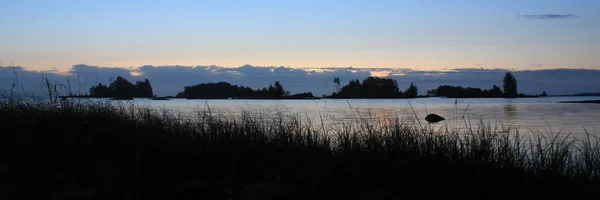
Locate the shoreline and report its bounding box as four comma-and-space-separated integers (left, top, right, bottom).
559, 100, 600, 104
52, 96, 600, 101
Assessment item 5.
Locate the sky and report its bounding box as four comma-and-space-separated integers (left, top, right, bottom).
1, 0, 599, 71
1, 1, 600, 96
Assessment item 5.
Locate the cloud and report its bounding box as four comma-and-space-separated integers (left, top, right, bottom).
2, 65, 600, 97
530, 63, 544, 67
517, 14, 578, 20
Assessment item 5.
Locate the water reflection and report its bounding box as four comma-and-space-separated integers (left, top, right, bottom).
503, 104, 518, 121
98, 96, 600, 137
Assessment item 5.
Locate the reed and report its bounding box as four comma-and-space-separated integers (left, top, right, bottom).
0, 95, 599, 199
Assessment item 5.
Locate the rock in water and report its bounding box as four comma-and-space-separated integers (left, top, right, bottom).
425, 114, 445, 123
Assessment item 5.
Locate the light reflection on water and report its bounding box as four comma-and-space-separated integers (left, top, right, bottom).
104, 96, 600, 137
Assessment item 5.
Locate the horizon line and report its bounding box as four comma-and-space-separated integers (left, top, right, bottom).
2, 64, 600, 74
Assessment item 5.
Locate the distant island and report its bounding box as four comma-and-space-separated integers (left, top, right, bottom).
425, 72, 547, 98
327, 77, 418, 98
427, 85, 505, 98
559, 100, 600, 104
559, 92, 600, 97
69, 71, 567, 100
175, 81, 317, 99
88, 76, 154, 99
426, 85, 547, 98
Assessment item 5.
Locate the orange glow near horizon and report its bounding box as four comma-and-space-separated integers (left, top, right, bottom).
9, 54, 597, 74
370, 71, 392, 77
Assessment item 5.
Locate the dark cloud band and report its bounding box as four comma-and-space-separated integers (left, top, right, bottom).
517, 14, 578, 20
1, 65, 599, 96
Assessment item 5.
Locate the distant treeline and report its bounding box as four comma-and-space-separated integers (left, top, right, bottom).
175, 81, 315, 99
427, 85, 547, 98
85, 71, 549, 99
89, 76, 153, 98
425, 72, 546, 98
427, 85, 504, 98
329, 77, 419, 98
560, 92, 600, 97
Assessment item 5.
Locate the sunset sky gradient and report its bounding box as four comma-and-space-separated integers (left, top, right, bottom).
1, 0, 599, 72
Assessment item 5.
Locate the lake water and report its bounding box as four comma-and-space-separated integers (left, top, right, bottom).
107, 96, 600, 137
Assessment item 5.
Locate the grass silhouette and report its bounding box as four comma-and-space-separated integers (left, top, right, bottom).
1, 93, 599, 199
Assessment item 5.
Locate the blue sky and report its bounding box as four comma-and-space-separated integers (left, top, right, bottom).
1, 0, 599, 71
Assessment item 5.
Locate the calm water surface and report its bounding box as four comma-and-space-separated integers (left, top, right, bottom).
111, 96, 600, 136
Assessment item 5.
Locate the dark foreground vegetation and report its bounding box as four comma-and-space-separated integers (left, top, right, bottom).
1, 96, 600, 199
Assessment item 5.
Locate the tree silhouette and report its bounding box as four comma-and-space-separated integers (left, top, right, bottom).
404, 82, 418, 98
489, 85, 504, 97
176, 81, 290, 99
273, 81, 286, 98
427, 85, 504, 98
134, 79, 153, 97
426, 89, 437, 96
332, 79, 364, 98
89, 76, 153, 98
89, 83, 111, 97
109, 77, 135, 98
333, 77, 340, 92
330, 77, 413, 98
287, 92, 315, 99
503, 72, 518, 98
